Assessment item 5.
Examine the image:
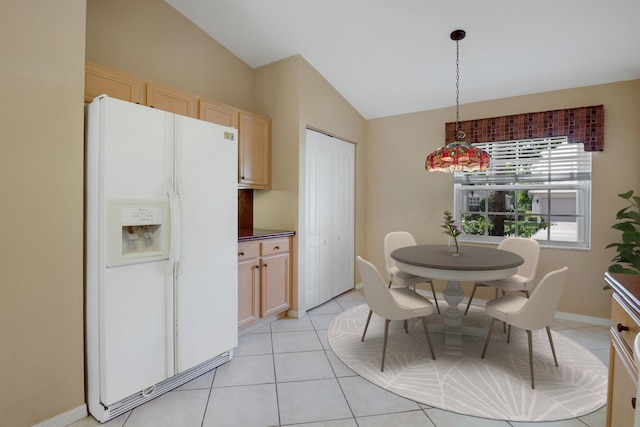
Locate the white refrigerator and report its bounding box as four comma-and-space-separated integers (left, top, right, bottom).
85, 95, 238, 422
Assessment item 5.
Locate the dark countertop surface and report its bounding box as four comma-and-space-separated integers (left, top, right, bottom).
606, 272, 640, 312
238, 228, 296, 242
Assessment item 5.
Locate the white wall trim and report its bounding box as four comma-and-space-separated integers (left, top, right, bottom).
32, 404, 87, 427
357, 284, 611, 327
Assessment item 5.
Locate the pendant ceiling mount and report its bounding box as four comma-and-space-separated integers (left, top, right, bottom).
425, 29, 490, 173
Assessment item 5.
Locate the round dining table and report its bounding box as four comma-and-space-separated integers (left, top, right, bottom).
391, 244, 524, 356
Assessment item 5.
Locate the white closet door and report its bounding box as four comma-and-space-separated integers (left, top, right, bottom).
330, 138, 355, 296
304, 129, 354, 309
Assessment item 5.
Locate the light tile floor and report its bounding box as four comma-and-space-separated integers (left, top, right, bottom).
69, 289, 610, 427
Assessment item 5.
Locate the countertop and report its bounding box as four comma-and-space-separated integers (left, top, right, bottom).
605, 272, 640, 312
238, 228, 296, 242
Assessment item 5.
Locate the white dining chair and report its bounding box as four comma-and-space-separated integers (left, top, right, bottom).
464, 236, 540, 315
481, 266, 569, 389
357, 256, 436, 371
384, 231, 440, 313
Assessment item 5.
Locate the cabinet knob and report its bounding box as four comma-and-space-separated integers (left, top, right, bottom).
617, 323, 630, 333
263, 263, 268, 268
632, 397, 637, 409
274, 246, 280, 250
241, 176, 245, 179
239, 251, 245, 256
254, 264, 259, 269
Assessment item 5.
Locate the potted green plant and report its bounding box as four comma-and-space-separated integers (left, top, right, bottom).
606, 190, 640, 275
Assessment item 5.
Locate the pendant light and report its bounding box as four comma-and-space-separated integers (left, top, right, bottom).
425, 30, 490, 172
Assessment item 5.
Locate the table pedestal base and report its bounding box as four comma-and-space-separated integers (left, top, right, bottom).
443, 279, 464, 356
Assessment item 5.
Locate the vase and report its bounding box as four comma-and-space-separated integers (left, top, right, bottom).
448, 237, 460, 256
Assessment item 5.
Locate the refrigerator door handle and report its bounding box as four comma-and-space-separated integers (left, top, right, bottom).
167, 190, 181, 278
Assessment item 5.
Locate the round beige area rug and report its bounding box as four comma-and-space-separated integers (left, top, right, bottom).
328, 303, 607, 422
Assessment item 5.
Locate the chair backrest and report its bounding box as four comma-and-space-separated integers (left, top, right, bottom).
497, 237, 540, 287
383, 231, 417, 279
357, 256, 405, 320
507, 266, 569, 331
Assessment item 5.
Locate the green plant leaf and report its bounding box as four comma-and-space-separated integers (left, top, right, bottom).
619, 190, 634, 199
612, 222, 636, 232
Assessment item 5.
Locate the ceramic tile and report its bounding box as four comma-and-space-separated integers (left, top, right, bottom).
235, 332, 273, 356
277, 378, 352, 425
212, 354, 275, 387
509, 417, 590, 426
356, 410, 436, 427
317, 328, 331, 349
274, 350, 334, 382
68, 412, 129, 427
203, 383, 279, 427
578, 405, 607, 427
271, 315, 315, 333
335, 299, 366, 311
309, 313, 339, 330
555, 328, 610, 351
338, 375, 421, 417
272, 330, 323, 353
286, 419, 358, 427
307, 300, 344, 315
423, 408, 511, 426
325, 350, 357, 377
124, 389, 209, 427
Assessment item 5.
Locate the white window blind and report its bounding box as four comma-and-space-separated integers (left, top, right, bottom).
454, 137, 591, 185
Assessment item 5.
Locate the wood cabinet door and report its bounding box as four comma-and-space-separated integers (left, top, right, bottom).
85, 62, 145, 104
238, 111, 271, 189
261, 253, 290, 317
146, 83, 196, 117
199, 99, 238, 128
608, 333, 638, 426
238, 259, 260, 328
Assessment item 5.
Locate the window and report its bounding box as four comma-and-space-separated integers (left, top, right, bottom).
453, 137, 591, 249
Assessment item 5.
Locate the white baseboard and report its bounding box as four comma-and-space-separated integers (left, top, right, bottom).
361, 284, 612, 328
32, 404, 87, 427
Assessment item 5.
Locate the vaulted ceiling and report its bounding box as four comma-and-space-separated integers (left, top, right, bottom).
164, 0, 640, 119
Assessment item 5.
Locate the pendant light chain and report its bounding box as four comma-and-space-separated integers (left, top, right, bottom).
425, 29, 490, 173
455, 39, 463, 139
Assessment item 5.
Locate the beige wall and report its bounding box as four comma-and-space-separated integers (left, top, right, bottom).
365, 80, 640, 320
0, 1, 87, 426
254, 56, 366, 312
86, 0, 255, 111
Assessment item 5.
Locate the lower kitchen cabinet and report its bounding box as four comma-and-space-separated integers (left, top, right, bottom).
605, 272, 640, 426
238, 235, 291, 328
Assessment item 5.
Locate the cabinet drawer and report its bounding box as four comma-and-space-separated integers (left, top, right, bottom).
261, 238, 289, 256
612, 295, 640, 351
238, 242, 259, 261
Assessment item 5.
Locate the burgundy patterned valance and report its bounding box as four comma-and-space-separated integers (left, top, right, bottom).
445, 105, 604, 151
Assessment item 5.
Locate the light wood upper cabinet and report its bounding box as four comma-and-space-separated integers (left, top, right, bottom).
85, 62, 145, 105
85, 62, 273, 190
238, 111, 272, 190
146, 82, 196, 118
199, 99, 238, 128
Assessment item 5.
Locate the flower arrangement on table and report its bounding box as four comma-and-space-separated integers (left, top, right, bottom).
442, 210, 463, 255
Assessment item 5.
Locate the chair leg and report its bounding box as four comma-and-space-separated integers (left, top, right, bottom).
464, 283, 479, 315
404, 319, 408, 333
429, 281, 440, 314
546, 326, 559, 367
507, 324, 511, 343
481, 318, 496, 358
527, 330, 535, 389
381, 319, 391, 372
361, 310, 373, 342
421, 317, 436, 360
388, 280, 393, 289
